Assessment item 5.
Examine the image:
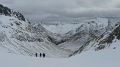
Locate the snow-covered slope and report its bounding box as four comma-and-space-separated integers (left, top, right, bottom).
42, 18, 108, 34
42, 23, 82, 34
43, 17, 120, 56
0, 4, 120, 58
0, 15, 73, 58
0, 41, 120, 67
0, 4, 26, 21
58, 17, 120, 56
0, 4, 73, 58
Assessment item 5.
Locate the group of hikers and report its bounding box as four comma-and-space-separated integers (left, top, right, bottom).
35, 53, 46, 58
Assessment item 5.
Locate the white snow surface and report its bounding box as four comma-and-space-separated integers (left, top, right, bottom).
0, 15, 120, 67
42, 23, 82, 34
0, 40, 120, 67
42, 18, 108, 34
0, 15, 73, 58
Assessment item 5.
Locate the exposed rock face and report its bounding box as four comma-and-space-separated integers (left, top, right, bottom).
0, 4, 25, 21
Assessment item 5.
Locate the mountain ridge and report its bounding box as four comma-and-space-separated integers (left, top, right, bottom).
0, 4, 120, 58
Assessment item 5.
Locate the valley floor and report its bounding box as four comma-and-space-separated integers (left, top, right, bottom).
0, 43, 120, 67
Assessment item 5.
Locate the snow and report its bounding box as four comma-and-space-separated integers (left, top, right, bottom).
42, 18, 108, 34
0, 15, 73, 58
0, 43, 120, 67
0, 40, 120, 67
90, 18, 108, 27
0, 14, 120, 67
42, 23, 82, 34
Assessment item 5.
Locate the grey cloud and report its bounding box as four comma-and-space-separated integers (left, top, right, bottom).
0, 0, 120, 22
76, 0, 112, 7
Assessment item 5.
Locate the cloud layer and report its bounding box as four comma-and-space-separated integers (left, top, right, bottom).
1, 0, 120, 21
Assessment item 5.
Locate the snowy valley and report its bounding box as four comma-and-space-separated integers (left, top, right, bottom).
0, 4, 120, 59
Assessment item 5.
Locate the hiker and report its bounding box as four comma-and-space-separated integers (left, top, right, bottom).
35, 53, 37, 57
43, 53, 45, 58
40, 53, 42, 57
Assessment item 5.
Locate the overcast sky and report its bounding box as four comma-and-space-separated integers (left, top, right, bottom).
1, 0, 120, 21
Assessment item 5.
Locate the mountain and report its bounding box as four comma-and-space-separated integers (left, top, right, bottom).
58, 18, 120, 56
42, 17, 120, 57
0, 4, 72, 58
0, 4, 120, 58
0, 4, 26, 21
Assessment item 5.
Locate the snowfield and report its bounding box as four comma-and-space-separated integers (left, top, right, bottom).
0, 39, 120, 67
0, 43, 120, 67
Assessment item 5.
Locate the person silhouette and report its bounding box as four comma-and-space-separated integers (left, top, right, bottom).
40, 53, 42, 57
35, 53, 37, 57
43, 53, 45, 58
